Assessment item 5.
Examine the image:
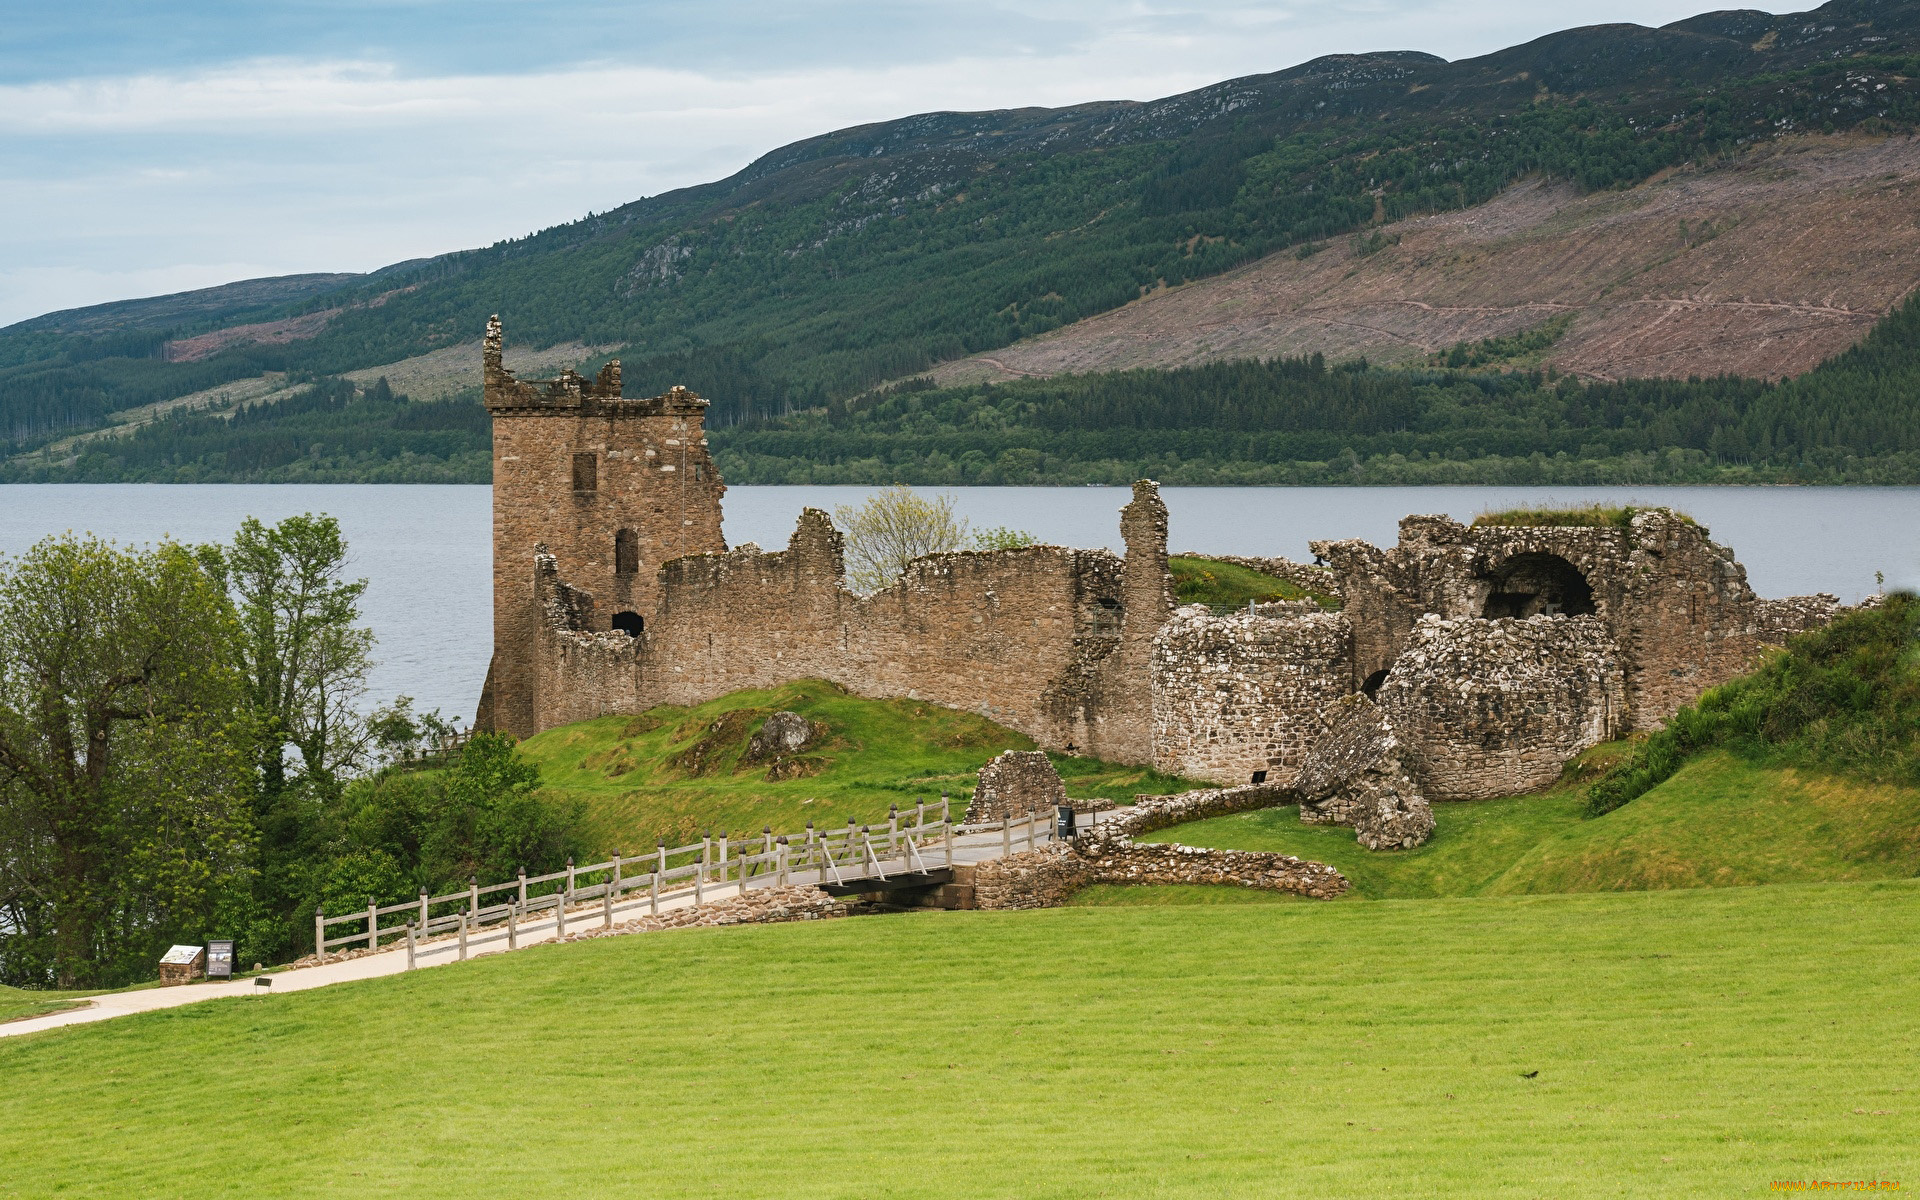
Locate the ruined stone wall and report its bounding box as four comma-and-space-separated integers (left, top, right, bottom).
1311, 516, 1482, 691
530, 553, 651, 731
967, 750, 1069, 823
1754, 594, 1843, 647
1377, 614, 1627, 800
1315, 510, 1803, 735
484, 316, 726, 738
969, 838, 1348, 909
1150, 606, 1353, 786
511, 491, 1170, 761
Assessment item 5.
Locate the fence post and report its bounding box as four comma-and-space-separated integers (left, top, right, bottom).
941, 791, 950, 824
697, 832, 709, 904
468, 875, 479, 926
1026, 810, 1036, 852
889, 805, 899, 856
314, 906, 325, 961
1002, 816, 1011, 859
777, 837, 789, 886
944, 818, 953, 868
517, 867, 527, 909
406, 922, 416, 970
565, 857, 576, 905
457, 910, 468, 961
418, 887, 429, 932
555, 891, 567, 937
718, 831, 730, 891
367, 897, 379, 952
507, 901, 518, 951
602, 883, 613, 928
611, 850, 624, 909
653, 842, 665, 915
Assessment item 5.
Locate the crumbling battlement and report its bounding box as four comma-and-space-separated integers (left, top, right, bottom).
1377, 614, 1626, 800
1150, 605, 1353, 786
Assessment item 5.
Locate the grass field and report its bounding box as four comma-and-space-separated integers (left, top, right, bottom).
518, 679, 1205, 853
2, 880, 1915, 1197
1139, 749, 1920, 900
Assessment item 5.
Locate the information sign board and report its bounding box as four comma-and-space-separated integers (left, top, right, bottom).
205, 939, 234, 979
159, 945, 202, 966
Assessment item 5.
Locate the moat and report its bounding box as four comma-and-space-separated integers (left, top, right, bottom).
4, 483, 1917, 721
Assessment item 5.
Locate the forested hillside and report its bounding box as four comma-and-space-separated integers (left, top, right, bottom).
5, 0, 1920, 471
21, 284, 1920, 484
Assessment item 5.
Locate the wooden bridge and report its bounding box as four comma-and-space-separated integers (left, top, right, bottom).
315, 801, 1091, 970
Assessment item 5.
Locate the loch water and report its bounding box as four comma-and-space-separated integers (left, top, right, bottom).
3, 483, 1915, 722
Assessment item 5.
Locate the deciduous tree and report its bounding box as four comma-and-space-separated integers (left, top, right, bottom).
0, 536, 253, 988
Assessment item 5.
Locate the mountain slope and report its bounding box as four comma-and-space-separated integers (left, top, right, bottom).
6, 0, 1920, 462
930, 134, 1920, 384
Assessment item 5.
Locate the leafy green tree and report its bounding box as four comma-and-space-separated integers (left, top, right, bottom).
0, 536, 254, 988
832, 485, 971, 593
217, 513, 375, 797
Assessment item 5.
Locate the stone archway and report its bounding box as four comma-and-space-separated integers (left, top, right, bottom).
610, 611, 644, 637
1479, 553, 1595, 619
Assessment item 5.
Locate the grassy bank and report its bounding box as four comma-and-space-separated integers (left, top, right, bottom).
1167, 556, 1338, 610
519, 679, 1204, 853
1142, 749, 1920, 899
3, 880, 1916, 1196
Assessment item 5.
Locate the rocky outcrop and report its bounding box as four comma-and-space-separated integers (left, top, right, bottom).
745, 711, 814, 760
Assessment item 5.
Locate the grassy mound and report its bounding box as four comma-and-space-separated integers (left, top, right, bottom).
5, 881, 1917, 1194
519, 679, 1203, 852
1470, 504, 1682, 529
1590, 593, 1920, 814
1144, 747, 1920, 900
1169, 556, 1338, 610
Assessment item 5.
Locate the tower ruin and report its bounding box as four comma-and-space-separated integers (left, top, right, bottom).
476, 316, 726, 738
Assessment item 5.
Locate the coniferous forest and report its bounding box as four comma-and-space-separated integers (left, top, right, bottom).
17, 287, 1920, 486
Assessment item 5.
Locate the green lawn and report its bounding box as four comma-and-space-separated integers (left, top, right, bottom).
1064, 883, 1309, 907
1142, 750, 1920, 899
1169, 555, 1339, 610
520, 679, 1206, 853
3, 881, 1917, 1197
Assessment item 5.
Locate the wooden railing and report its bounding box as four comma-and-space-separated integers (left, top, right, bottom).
311, 798, 1068, 966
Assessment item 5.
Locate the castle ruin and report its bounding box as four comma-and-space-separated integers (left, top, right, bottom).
474, 319, 1841, 833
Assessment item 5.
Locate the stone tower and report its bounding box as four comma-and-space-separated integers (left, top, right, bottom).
476, 316, 726, 737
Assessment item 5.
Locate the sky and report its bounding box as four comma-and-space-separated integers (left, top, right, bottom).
0, 0, 1816, 328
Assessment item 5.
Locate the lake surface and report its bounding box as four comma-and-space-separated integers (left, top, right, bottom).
4, 484, 1915, 723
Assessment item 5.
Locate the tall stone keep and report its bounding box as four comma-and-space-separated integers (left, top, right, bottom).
478, 315, 726, 738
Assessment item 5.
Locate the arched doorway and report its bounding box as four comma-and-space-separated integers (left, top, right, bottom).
1360, 668, 1389, 697
611, 611, 644, 637
1479, 553, 1595, 619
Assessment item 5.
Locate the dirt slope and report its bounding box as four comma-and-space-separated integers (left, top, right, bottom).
931, 136, 1920, 384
